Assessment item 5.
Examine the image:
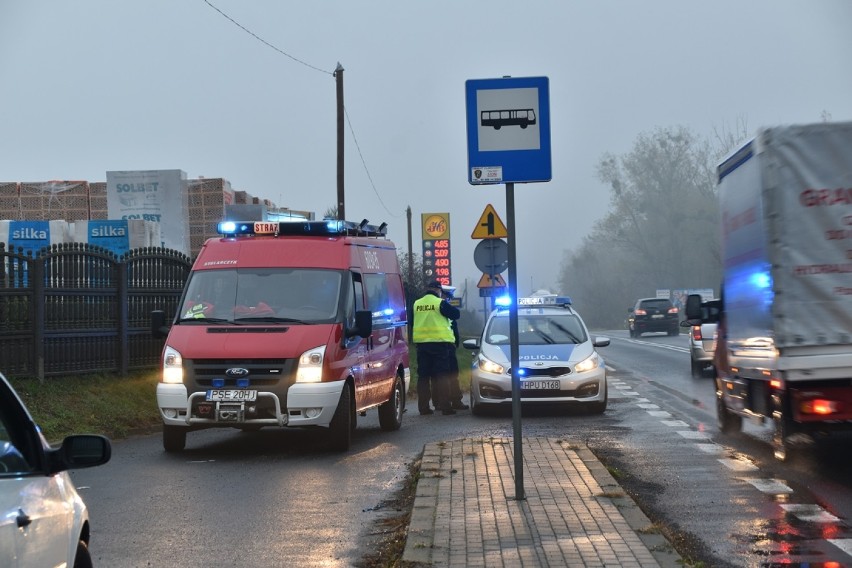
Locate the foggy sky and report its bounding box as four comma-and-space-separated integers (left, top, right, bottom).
2, 1, 851, 303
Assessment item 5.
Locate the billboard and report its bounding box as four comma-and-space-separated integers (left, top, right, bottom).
106, 170, 189, 254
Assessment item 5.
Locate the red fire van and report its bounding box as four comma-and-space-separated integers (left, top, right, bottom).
152, 219, 410, 452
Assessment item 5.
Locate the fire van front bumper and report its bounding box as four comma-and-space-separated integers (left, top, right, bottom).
156, 380, 345, 428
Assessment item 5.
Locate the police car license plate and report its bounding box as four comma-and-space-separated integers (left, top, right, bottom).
206, 390, 257, 402
521, 380, 560, 390
651, 314, 664, 318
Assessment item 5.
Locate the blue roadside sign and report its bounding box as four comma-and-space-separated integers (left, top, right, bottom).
465, 76, 552, 185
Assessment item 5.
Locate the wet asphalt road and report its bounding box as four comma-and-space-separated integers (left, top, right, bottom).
70, 331, 852, 567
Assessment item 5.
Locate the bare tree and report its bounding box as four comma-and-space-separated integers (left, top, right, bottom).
559, 126, 722, 328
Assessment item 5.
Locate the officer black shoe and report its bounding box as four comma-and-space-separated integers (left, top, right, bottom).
441, 408, 457, 415
419, 408, 434, 415
451, 402, 469, 410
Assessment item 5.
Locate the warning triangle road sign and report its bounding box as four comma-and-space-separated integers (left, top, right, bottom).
477, 272, 507, 288
471, 204, 508, 239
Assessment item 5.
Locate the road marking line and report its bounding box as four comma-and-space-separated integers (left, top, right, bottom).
781, 504, 841, 523
647, 410, 672, 418
637, 403, 660, 410
718, 458, 758, 472
661, 420, 689, 427
828, 539, 852, 556
676, 430, 710, 440
743, 478, 793, 494
695, 443, 725, 454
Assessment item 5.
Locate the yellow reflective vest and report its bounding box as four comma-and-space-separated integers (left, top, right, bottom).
412, 293, 454, 343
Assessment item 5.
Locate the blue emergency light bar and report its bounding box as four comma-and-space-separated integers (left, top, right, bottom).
216, 219, 388, 238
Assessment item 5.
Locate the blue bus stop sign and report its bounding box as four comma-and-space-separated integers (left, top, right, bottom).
465, 76, 552, 185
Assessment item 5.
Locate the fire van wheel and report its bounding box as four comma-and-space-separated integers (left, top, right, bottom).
715, 381, 742, 434
378, 376, 404, 431
328, 383, 353, 452
163, 425, 187, 452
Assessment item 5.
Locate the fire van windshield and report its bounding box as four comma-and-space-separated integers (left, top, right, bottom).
179, 268, 344, 324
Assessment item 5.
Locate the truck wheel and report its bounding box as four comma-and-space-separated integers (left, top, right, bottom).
327, 383, 353, 451
163, 425, 187, 452
716, 381, 742, 434
772, 395, 793, 462
378, 376, 404, 431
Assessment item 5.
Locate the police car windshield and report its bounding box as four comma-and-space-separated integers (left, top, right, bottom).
485, 313, 588, 345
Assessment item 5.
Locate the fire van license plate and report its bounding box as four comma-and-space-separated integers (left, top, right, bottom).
521, 381, 560, 390
206, 390, 257, 402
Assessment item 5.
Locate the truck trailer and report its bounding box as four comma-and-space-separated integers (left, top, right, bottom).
686, 121, 852, 460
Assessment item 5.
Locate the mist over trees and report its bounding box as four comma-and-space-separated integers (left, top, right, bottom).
557, 125, 731, 329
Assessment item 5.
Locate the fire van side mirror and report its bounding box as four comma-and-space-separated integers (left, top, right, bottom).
350, 310, 373, 339
151, 310, 170, 339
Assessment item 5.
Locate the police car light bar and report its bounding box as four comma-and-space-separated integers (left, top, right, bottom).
216, 220, 388, 238
495, 294, 573, 309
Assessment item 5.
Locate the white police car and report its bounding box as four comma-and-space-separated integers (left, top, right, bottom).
0, 372, 111, 567
463, 293, 610, 415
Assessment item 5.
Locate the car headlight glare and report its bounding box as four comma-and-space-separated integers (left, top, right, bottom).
162, 346, 184, 384
296, 345, 325, 383
574, 352, 600, 374
478, 354, 505, 375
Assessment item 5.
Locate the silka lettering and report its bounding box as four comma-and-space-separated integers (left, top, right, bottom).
12, 228, 48, 239
90, 226, 126, 237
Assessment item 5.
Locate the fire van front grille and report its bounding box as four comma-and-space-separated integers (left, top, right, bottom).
186, 359, 296, 389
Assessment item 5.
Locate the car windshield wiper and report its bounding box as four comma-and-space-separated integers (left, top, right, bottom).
551, 322, 583, 344
233, 316, 305, 324
531, 329, 556, 344
177, 317, 233, 324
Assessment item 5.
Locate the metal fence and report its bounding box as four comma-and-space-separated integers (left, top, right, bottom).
0, 243, 191, 379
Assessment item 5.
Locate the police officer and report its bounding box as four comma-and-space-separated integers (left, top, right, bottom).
442, 285, 469, 411
412, 280, 460, 415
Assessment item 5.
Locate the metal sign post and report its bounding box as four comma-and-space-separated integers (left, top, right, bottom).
505, 182, 523, 500
466, 75, 551, 501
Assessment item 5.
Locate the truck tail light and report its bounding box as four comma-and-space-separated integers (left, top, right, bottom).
691, 326, 703, 341
800, 399, 840, 416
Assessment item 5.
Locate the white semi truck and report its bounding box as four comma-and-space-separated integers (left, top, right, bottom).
685, 121, 852, 460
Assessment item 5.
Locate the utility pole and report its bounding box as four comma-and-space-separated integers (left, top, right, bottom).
335, 62, 345, 220
406, 206, 413, 283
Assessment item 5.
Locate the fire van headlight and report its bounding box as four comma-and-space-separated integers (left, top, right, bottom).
477, 354, 505, 375
574, 352, 600, 374
162, 345, 184, 384
296, 345, 325, 383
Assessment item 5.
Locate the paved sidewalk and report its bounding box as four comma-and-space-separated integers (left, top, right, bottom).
402, 438, 683, 567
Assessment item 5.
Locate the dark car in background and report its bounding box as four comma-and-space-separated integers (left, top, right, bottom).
627, 298, 679, 337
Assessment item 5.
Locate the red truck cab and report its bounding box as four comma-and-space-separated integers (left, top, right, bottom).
153, 220, 410, 452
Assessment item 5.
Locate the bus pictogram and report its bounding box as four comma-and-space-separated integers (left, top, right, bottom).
480, 108, 537, 130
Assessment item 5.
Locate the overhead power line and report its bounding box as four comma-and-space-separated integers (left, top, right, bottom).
201, 0, 402, 219
202, 0, 331, 75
